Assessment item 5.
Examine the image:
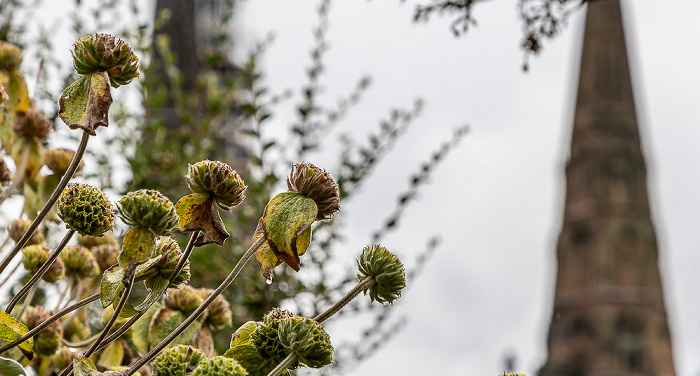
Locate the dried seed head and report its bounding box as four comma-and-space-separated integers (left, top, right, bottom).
42, 256, 66, 283
117, 189, 179, 235
146, 237, 190, 287
12, 108, 52, 140
9, 218, 45, 245
251, 308, 296, 362
357, 245, 406, 304
287, 162, 340, 220
0, 158, 11, 187
0, 41, 22, 71
89, 244, 119, 272
54, 347, 78, 371
78, 232, 119, 248
198, 288, 232, 330
151, 345, 205, 376
45, 148, 84, 176
22, 306, 63, 356
72, 33, 140, 87
186, 160, 247, 210
61, 245, 100, 280
191, 356, 247, 376
278, 316, 334, 368
163, 285, 202, 315
21, 244, 50, 272
57, 183, 115, 237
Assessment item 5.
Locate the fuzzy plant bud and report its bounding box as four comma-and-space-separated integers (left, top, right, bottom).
57, 183, 115, 237
186, 160, 247, 210
9, 218, 45, 245
151, 345, 205, 376
90, 243, 119, 272
61, 245, 100, 280
164, 285, 203, 315
71, 33, 140, 87
13, 107, 52, 140
117, 189, 179, 235
251, 308, 295, 363
0, 41, 22, 71
22, 306, 63, 356
357, 245, 406, 304
278, 316, 334, 368
198, 288, 232, 330
45, 148, 84, 176
287, 162, 340, 220
191, 356, 247, 376
0, 158, 11, 187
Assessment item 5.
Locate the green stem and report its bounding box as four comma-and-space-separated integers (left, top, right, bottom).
267, 353, 299, 376
0, 142, 30, 206
0, 293, 99, 353
168, 231, 198, 284
5, 229, 76, 313
120, 236, 266, 376
314, 276, 374, 323
0, 131, 90, 275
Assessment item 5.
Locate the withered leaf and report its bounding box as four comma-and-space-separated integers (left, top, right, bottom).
58, 71, 112, 136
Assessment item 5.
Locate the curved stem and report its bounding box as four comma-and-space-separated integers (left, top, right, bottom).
82, 267, 136, 358
0, 293, 99, 353
5, 229, 76, 313
267, 353, 299, 376
314, 276, 374, 323
168, 231, 198, 284
0, 131, 90, 275
0, 142, 30, 206
121, 236, 266, 376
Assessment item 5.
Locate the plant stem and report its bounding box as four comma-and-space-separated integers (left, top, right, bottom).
314, 276, 374, 323
16, 283, 37, 319
119, 236, 266, 376
0, 142, 30, 206
5, 229, 76, 313
82, 266, 136, 359
0, 260, 21, 287
168, 231, 198, 284
0, 131, 90, 275
267, 353, 299, 376
0, 293, 99, 353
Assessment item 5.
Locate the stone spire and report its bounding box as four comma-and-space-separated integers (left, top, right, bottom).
539, 0, 676, 374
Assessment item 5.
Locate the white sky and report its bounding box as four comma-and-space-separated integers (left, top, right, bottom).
236, 1, 700, 375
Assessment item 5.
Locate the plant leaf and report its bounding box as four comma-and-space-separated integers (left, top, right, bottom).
148, 308, 201, 348
58, 71, 113, 136
96, 341, 123, 369
223, 321, 278, 376
0, 356, 27, 375
6, 71, 29, 113
175, 193, 229, 246
119, 227, 155, 267
131, 302, 161, 355
0, 311, 33, 360
100, 255, 164, 308
73, 357, 98, 376
260, 192, 317, 271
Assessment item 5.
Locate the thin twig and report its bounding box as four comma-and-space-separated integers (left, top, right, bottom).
0, 143, 30, 206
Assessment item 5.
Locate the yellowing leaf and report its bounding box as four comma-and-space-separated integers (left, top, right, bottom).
260, 192, 317, 271
58, 71, 113, 136
119, 227, 155, 267
73, 357, 97, 376
97, 341, 124, 369
0, 311, 33, 360
10, 136, 44, 180
6, 71, 29, 113
175, 193, 229, 246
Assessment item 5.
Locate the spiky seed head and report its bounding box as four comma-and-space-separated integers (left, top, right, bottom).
186, 160, 247, 210
287, 162, 340, 220
12, 108, 52, 140
251, 308, 295, 362
57, 183, 115, 237
151, 345, 205, 376
278, 316, 334, 369
61, 245, 100, 280
116, 189, 179, 235
357, 245, 406, 304
71, 33, 140, 87
191, 356, 247, 376
163, 285, 202, 315
45, 148, 84, 176
0, 41, 22, 71
146, 237, 190, 287
9, 218, 45, 245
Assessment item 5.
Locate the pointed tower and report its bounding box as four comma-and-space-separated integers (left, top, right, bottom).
539, 1, 676, 375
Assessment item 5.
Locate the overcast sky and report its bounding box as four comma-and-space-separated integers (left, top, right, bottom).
236, 1, 700, 375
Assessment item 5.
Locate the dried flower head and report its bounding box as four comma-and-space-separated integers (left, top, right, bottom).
117, 189, 179, 235
287, 162, 340, 219
0, 41, 22, 71
78, 232, 119, 248
191, 356, 247, 376
198, 288, 232, 330
146, 236, 190, 287
54, 347, 78, 371
164, 285, 202, 315
57, 183, 115, 237
21, 244, 65, 282
43, 255, 66, 283
61, 245, 100, 280
9, 218, 45, 245
186, 160, 247, 210
357, 245, 406, 304
278, 316, 334, 369
151, 345, 205, 376
89, 244, 119, 272
45, 148, 84, 176
12, 108, 52, 140
21, 306, 63, 356
72, 33, 140, 87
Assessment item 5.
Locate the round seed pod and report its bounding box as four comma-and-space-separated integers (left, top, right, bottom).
90, 243, 119, 272
21, 244, 50, 272
198, 288, 232, 330
163, 285, 202, 315
185, 160, 247, 210
22, 306, 63, 356
287, 162, 340, 220
13, 108, 52, 140
56, 183, 115, 237
117, 189, 179, 235
356, 245, 406, 304
71, 33, 140, 87
53, 346, 78, 371
191, 356, 247, 376
278, 316, 334, 368
9, 218, 45, 246
251, 308, 295, 362
0, 158, 11, 187
145, 237, 190, 288
151, 345, 205, 376
60, 245, 100, 280
42, 255, 66, 283
45, 148, 84, 176
0, 41, 22, 71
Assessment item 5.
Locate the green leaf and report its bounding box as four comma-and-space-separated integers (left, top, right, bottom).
58, 71, 113, 136
100, 256, 162, 308
97, 341, 123, 369
175, 193, 229, 246
119, 227, 155, 267
0, 311, 33, 360
73, 357, 98, 376
148, 308, 201, 348
131, 302, 161, 355
0, 356, 27, 376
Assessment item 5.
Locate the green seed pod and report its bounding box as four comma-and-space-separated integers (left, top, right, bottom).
164, 285, 203, 315
145, 237, 190, 288
191, 356, 247, 376
185, 160, 247, 210
71, 33, 140, 87
10, 218, 45, 245
60, 245, 100, 280
90, 243, 119, 272
21, 244, 50, 272
56, 183, 115, 237
117, 189, 179, 235
151, 345, 205, 376
42, 255, 66, 283
78, 232, 119, 248
278, 316, 334, 369
0, 41, 22, 71
13, 107, 52, 140
53, 346, 78, 371
251, 308, 295, 362
22, 306, 63, 356
287, 162, 340, 220
357, 245, 406, 304
45, 148, 84, 176
198, 288, 232, 330
0, 158, 11, 187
